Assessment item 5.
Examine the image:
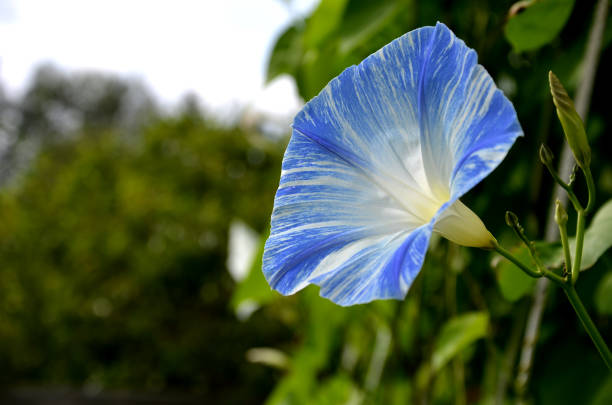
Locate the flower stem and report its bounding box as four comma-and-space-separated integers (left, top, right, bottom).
493, 245, 541, 279
543, 162, 582, 211
573, 209, 586, 282
494, 240, 568, 284
584, 166, 596, 214
562, 285, 612, 369
557, 218, 574, 284
493, 240, 611, 368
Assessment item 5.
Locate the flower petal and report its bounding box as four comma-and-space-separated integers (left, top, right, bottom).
263, 131, 428, 305
264, 22, 521, 305
414, 23, 523, 199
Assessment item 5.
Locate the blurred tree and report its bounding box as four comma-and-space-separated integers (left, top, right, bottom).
0, 64, 157, 183
0, 109, 288, 403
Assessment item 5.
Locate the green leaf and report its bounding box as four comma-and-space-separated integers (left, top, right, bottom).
266, 25, 304, 83
431, 312, 489, 373
298, 45, 347, 101
504, 0, 575, 52
266, 0, 413, 101
595, 272, 612, 315
574, 199, 612, 270
303, 0, 350, 48
337, 0, 400, 55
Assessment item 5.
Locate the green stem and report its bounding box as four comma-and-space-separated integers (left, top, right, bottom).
563, 285, 612, 369
543, 162, 583, 211
535, 265, 566, 285
504, 213, 567, 284
493, 244, 566, 285
558, 218, 574, 284
573, 210, 586, 279
584, 166, 596, 214
493, 245, 541, 279
493, 241, 612, 369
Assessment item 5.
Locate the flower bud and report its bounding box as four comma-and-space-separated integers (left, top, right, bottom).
548, 71, 591, 169
554, 199, 568, 226
505, 211, 519, 228
539, 144, 554, 166
434, 200, 498, 249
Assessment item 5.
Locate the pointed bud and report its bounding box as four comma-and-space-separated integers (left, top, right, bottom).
549, 71, 591, 169
505, 211, 535, 254
554, 200, 568, 226
539, 144, 554, 166
505, 211, 519, 228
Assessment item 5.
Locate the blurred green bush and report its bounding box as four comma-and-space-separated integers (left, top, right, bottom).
0, 96, 288, 402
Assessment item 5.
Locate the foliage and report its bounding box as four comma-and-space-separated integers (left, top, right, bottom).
0, 106, 286, 403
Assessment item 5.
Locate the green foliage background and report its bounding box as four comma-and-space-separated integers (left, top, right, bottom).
0, 0, 612, 404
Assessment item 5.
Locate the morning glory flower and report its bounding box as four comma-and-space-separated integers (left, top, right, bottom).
263, 22, 523, 306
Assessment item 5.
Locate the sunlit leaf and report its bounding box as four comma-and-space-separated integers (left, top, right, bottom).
303, 0, 350, 48
505, 0, 575, 52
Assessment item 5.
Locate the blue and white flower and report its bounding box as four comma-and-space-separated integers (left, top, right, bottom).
263, 22, 523, 306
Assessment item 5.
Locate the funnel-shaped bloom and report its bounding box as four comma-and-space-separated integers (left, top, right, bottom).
263, 23, 522, 306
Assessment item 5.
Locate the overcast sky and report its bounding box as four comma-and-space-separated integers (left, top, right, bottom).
0, 0, 317, 117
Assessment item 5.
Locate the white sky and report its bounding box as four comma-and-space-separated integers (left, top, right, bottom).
0, 0, 318, 117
